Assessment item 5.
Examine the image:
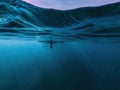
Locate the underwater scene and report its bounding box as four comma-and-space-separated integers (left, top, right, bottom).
0, 0, 120, 90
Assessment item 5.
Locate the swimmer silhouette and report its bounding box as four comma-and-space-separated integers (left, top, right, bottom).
39, 39, 64, 48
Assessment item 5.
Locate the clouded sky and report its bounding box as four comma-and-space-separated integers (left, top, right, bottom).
23, 0, 120, 10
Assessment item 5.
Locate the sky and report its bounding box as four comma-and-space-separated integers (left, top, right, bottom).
23, 0, 120, 10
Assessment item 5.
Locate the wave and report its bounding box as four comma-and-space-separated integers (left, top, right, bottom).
0, 1, 120, 41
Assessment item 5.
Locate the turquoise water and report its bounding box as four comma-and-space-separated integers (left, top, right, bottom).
0, 1, 120, 90
0, 39, 120, 90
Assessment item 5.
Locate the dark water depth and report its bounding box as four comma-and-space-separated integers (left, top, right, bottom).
0, 39, 120, 90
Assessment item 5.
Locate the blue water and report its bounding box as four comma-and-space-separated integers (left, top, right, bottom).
0, 39, 120, 90
0, 1, 120, 90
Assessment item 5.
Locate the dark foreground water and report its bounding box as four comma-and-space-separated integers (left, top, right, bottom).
0, 38, 120, 90
0, 1, 120, 90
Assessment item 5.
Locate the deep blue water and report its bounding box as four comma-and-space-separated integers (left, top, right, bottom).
0, 1, 120, 90
0, 39, 120, 90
